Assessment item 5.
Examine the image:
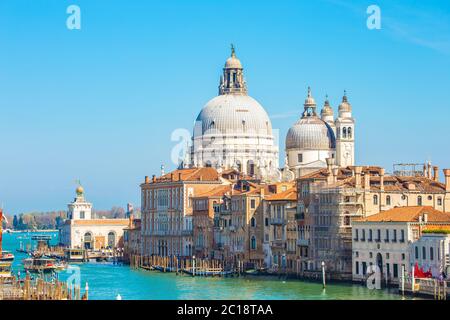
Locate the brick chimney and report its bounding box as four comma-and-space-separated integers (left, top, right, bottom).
444, 169, 450, 192
433, 166, 439, 182
145, 176, 149, 184
178, 172, 182, 181
354, 166, 362, 189
170, 173, 174, 181
152, 175, 156, 183
364, 171, 370, 190
332, 168, 339, 184
427, 162, 432, 179
380, 168, 385, 192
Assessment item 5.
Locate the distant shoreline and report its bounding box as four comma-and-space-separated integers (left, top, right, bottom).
4, 229, 58, 233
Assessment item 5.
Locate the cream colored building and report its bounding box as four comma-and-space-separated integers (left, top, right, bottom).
140, 167, 229, 257
352, 206, 450, 283
59, 186, 128, 250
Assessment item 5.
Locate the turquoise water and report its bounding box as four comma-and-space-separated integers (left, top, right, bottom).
2, 231, 413, 300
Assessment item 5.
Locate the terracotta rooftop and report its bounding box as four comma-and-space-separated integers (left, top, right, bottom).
265, 188, 297, 201
299, 166, 446, 193
151, 167, 220, 183
356, 206, 450, 223
192, 185, 233, 198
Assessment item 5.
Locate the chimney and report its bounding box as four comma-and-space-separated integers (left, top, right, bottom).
433, 166, 439, 182
423, 213, 428, 223
380, 168, 385, 192
332, 168, 339, 183
427, 162, 432, 179
444, 169, 450, 192
178, 172, 182, 181
326, 158, 333, 175
260, 188, 265, 198
152, 175, 156, 183
171, 173, 174, 181
364, 171, 370, 190
145, 176, 149, 184
354, 166, 362, 189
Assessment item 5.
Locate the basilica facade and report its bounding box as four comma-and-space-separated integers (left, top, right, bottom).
189, 47, 355, 180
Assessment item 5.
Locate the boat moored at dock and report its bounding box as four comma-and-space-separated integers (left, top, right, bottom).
23, 257, 57, 273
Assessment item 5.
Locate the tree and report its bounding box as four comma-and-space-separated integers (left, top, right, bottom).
13, 215, 18, 229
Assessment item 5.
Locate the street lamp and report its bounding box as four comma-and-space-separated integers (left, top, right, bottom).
321, 261, 326, 289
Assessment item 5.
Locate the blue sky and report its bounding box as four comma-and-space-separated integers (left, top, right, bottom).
0, 0, 449, 214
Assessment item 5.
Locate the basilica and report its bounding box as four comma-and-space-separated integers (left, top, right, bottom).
188, 47, 355, 180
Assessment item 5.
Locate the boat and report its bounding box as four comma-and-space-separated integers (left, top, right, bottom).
0, 251, 15, 262
0, 262, 12, 278
64, 248, 86, 262
23, 257, 57, 273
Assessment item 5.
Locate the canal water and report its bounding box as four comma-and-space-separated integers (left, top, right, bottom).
2, 231, 414, 300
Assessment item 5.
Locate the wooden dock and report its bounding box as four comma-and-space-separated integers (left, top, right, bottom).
129, 255, 239, 277
0, 275, 87, 300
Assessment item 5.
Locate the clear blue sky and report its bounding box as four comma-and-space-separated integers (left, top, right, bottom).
1, 0, 449, 214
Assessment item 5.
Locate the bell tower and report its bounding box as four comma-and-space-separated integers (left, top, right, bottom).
219, 44, 247, 95
335, 91, 355, 167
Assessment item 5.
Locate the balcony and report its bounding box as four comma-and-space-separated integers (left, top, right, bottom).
295, 213, 305, 220
270, 218, 286, 225
181, 230, 192, 236
271, 240, 285, 249
297, 239, 309, 246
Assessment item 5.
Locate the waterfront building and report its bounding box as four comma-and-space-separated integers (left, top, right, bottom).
296, 165, 450, 279
190, 46, 279, 180
123, 216, 141, 263
211, 180, 293, 266
286, 89, 355, 178
263, 187, 297, 272
140, 167, 229, 257
59, 186, 128, 250
192, 185, 231, 258
352, 206, 450, 283
409, 229, 450, 278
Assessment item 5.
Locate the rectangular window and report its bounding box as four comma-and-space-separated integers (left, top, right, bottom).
80, 211, 85, 219
385, 229, 389, 242
376, 229, 381, 242
362, 262, 367, 275
298, 153, 303, 163
354, 229, 359, 241
251, 199, 256, 209
386, 263, 390, 277
368, 229, 373, 242
400, 230, 405, 242
393, 230, 397, 242
422, 247, 426, 260
393, 264, 398, 278
355, 261, 359, 275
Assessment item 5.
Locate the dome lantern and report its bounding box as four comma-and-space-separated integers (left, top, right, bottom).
219, 44, 247, 95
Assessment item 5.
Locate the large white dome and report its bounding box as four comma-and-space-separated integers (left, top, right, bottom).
195, 94, 273, 136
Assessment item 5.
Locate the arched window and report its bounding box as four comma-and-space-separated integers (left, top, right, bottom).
205, 160, 212, 168
418, 196, 422, 206
344, 215, 350, 226
430, 247, 434, 261
84, 232, 92, 250
250, 236, 256, 250
348, 127, 352, 138
250, 217, 256, 228
386, 195, 391, 206
108, 231, 116, 248
422, 246, 426, 259
343, 127, 347, 138
373, 195, 378, 205
247, 160, 255, 176
415, 246, 419, 259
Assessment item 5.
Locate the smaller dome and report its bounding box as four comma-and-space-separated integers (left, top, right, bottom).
286, 116, 336, 150
321, 97, 333, 117
304, 87, 316, 107
76, 186, 84, 195
225, 56, 242, 69
338, 91, 352, 113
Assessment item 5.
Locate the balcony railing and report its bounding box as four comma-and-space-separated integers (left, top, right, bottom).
296, 239, 309, 246
270, 218, 286, 225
